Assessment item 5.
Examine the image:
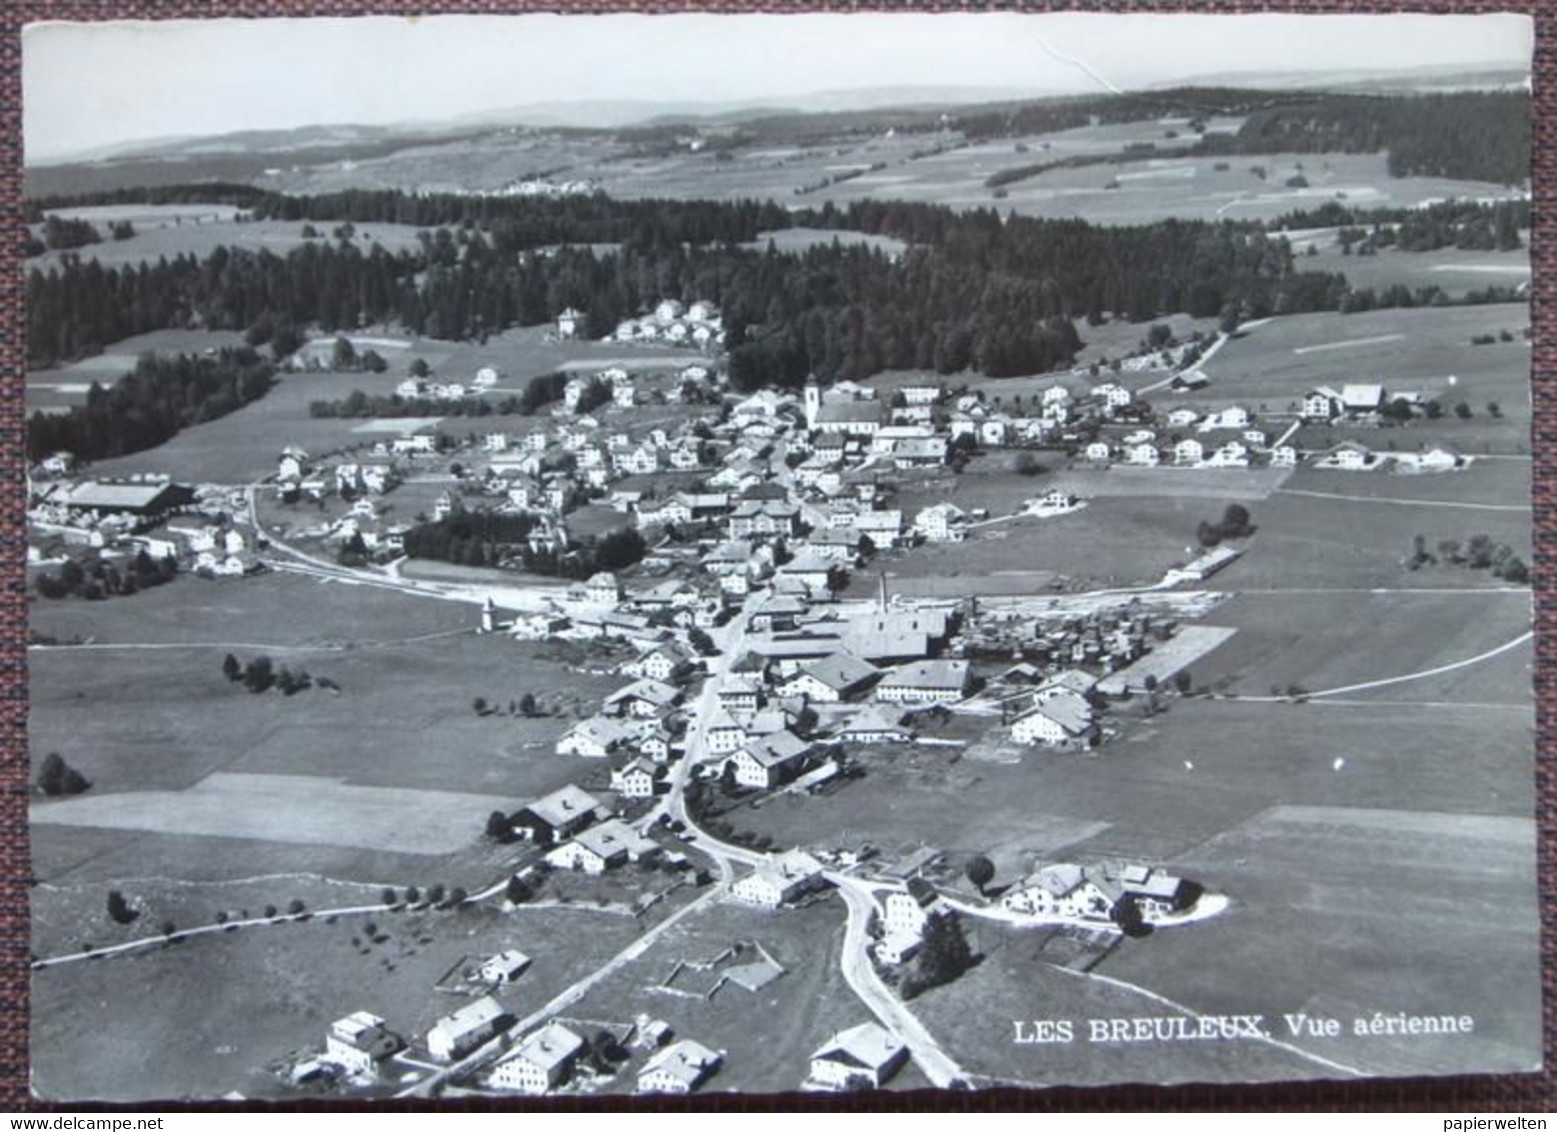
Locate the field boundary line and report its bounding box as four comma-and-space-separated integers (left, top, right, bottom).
1275, 487, 1532, 512
1051, 965, 1366, 1078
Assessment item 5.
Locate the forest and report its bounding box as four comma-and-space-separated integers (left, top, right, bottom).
27, 348, 276, 463
401, 510, 647, 577
25, 188, 1324, 382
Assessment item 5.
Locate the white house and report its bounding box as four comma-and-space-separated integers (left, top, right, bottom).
637, 1039, 723, 1095
427, 997, 510, 1062
1001, 863, 1119, 922
875, 660, 971, 705
325, 1012, 402, 1078
546, 818, 660, 874
729, 849, 826, 908
477, 950, 532, 986
1011, 691, 1095, 749
914, 503, 968, 544
488, 1022, 586, 1095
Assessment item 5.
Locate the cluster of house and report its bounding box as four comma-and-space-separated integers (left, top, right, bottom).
419, 996, 725, 1096
602, 299, 724, 350
394, 366, 501, 402
491, 178, 596, 200
561, 362, 718, 414
1000, 861, 1193, 924
316, 994, 904, 1095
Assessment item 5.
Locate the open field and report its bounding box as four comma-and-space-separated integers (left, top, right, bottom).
28, 216, 428, 270
871, 483, 1258, 591
728, 689, 1533, 870
918, 804, 1538, 1086
29, 580, 626, 891
743, 227, 908, 257
1204, 490, 1530, 592
31, 897, 668, 1101
28, 564, 478, 645
915, 924, 1328, 1087
1294, 241, 1530, 300
964, 150, 1525, 225
27, 329, 251, 413
32, 773, 532, 855
1101, 806, 1540, 1079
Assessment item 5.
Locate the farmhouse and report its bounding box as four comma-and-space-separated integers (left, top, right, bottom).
1340, 383, 1387, 416
556, 718, 635, 759
837, 705, 914, 745
547, 818, 660, 874
716, 677, 763, 715
876, 660, 971, 705
637, 1039, 723, 1095
1001, 864, 1119, 922
729, 500, 800, 540
809, 1023, 907, 1090
1011, 691, 1096, 749
1118, 864, 1191, 916
723, 730, 814, 790
427, 997, 512, 1062
811, 399, 883, 438
603, 678, 682, 719
1303, 386, 1342, 422
325, 1012, 403, 1078
729, 849, 827, 908
777, 651, 880, 703
914, 503, 968, 543
60, 479, 196, 522
511, 785, 603, 844
611, 757, 665, 799
488, 1022, 586, 1095
1315, 440, 1377, 471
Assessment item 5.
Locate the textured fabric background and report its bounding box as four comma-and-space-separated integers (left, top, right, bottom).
0, 0, 1549, 1112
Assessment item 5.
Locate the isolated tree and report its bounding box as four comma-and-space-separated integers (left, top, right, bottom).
381, 887, 398, 907
473, 696, 488, 715
486, 810, 512, 841
1221, 503, 1252, 538
427, 885, 446, 905
331, 336, 357, 371
964, 855, 996, 895
288, 900, 306, 915
222, 653, 242, 682
1502, 556, 1530, 584
505, 875, 532, 905
518, 693, 538, 717
1173, 670, 1193, 694
410, 357, 432, 378
160, 920, 177, 939
243, 656, 275, 694
1454, 401, 1473, 420
1487, 401, 1503, 418
447, 887, 467, 907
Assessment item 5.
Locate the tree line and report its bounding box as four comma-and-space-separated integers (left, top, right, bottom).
27, 348, 276, 464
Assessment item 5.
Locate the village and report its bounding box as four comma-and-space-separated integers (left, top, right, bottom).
21, 24, 1542, 1099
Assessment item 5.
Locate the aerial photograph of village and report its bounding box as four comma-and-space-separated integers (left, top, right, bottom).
20, 11, 1541, 1102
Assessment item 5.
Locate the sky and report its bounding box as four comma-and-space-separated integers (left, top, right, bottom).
22, 11, 1534, 163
